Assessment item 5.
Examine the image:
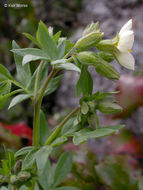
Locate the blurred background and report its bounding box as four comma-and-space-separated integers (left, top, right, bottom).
0, 0, 143, 189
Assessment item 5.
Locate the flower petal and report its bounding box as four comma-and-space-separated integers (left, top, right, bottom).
118, 30, 134, 52
117, 52, 135, 70
119, 19, 132, 35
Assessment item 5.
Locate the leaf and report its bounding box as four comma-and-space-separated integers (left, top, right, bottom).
11, 48, 51, 65
36, 146, 52, 175
44, 75, 63, 96
56, 62, 80, 73
73, 125, 125, 145
38, 159, 52, 190
57, 39, 66, 58
53, 31, 62, 43
51, 136, 68, 147
76, 65, 93, 97
61, 117, 81, 136
28, 61, 49, 93
0, 64, 14, 82
8, 94, 32, 109
53, 152, 72, 188
0, 82, 12, 110
37, 21, 59, 60
81, 102, 89, 115
96, 157, 139, 190
55, 187, 80, 190
39, 110, 49, 146
12, 41, 31, 87
22, 148, 38, 170
15, 146, 35, 157
65, 40, 75, 55
23, 33, 40, 47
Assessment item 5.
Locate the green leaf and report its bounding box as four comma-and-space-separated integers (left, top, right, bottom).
12, 41, 31, 87
44, 75, 63, 96
8, 94, 32, 109
37, 21, 59, 60
51, 136, 68, 147
11, 48, 51, 65
76, 65, 93, 97
28, 61, 49, 93
55, 187, 80, 190
0, 81, 12, 110
23, 33, 40, 47
36, 146, 52, 175
53, 152, 72, 187
65, 40, 75, 55
22, 148, 38, 170
0, 64, 14, 82
96, 157, 139, 190
38, 159, 52, 190
56, 62, 80, 73
39, 110, 49, 146
1, 187, 8, 190
57, 39, 66, 58
61, 117, 81, 136
73, 125, 125, 145
53, 31, 62, 43
15, 146, 35, 157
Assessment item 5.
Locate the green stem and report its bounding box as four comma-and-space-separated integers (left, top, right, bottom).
63, 46, 76, 59
12, 186, 16, 190
34, 61, 44, 98
32, 67, 56, 147
12, 80, 31, 94
45, 107, 80, 145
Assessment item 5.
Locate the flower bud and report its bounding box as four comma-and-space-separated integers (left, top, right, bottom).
96, 39, 119, 53
75, 32, 104, 50
83, 22, 100, 36
98, 102, 122, 114
10, 175, 18, 184
76, 51, 120, 80
18, 171, 31, 181
76, 51, 97, 66
94, 60, 120, 80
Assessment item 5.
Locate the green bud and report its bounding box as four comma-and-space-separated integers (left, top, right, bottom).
97, 52, 114, 62
75, 32, 104, 50
10, 175, 18, 184
76, 51, 97, 66
98, 102, 122, 114
81, 102, 89, 115
13, 160, 22, 174
83, 22, 100, 36
18, 171, 31, 181
76, 51, 120, 80
96, 39, 119, 53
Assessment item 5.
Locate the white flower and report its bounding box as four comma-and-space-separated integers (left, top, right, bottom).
116, 19, 135, 70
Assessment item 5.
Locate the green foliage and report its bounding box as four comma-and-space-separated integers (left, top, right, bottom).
0, 20, 131, 189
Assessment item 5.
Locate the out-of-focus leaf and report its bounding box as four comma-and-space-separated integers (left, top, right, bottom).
55, 187, 80, 190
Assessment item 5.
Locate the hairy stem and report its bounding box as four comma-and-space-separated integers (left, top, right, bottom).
63, 46, 76, 59
45, 107, 80, 145
32, 67, 56, 147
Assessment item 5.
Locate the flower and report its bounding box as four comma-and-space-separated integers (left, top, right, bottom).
116, 19, 135, 70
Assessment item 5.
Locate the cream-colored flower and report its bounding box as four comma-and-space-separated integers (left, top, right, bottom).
116, 19, 135, 70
